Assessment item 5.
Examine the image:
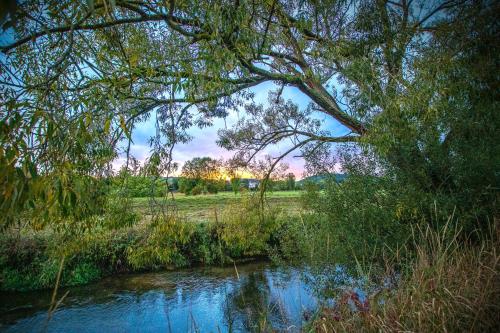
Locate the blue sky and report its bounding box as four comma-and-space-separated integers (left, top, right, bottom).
115, 82, 350, 179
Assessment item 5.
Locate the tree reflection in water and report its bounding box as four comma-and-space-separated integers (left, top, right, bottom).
223, 270, 293, 332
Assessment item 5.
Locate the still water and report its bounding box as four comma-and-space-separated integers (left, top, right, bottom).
0, 262, 330, 332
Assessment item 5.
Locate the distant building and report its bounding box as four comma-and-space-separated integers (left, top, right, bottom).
248, 179, 259, 190
240, 178, 260, 190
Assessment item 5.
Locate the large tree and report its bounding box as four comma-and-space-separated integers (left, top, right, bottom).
181, 157, 222, 180
178, 156, 224, 194
1, 0, 498, 225
1, 0, 469, 146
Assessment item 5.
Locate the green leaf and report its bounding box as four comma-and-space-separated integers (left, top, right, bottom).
120, 115, 132, 141
85, 113, 92, 127
104, 118, 111, 134
86, 0, 94, 12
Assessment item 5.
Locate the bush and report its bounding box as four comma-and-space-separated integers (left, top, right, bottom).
126, 217, 193, 269
190, 183, 203, 195
219, 194, 283, 257
178, 177, 197, 194
111, 176, 167, 197
102, 194, 141, 229
281, 175, 413, 266
206, 181, 219, 194
0, 233, 53, 290
0, 228, 138, 291
308, 221, 500, 332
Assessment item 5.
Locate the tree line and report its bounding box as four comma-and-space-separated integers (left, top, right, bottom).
112, 156, 298, 197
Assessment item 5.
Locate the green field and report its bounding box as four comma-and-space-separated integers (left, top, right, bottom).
132, 191, 303, 223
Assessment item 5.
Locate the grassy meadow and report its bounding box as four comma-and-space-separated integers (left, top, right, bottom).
131, 190, 303, 223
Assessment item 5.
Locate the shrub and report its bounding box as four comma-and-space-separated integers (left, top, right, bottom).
111, 176, 167, 197
219, 194, 283, 257
126, 216, 197, 269
102, 195, 141, 229
0, 194, 292, 291
290, 175, 413, 266
190, 183, 203, 195
0, 233, 53, 290
309, 221, 500, 332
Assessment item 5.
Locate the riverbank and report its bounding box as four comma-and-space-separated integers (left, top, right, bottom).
2, 221, 498, 332
307, 221, 500, 332
0, 193, 296, 291
1, 190, 498, 331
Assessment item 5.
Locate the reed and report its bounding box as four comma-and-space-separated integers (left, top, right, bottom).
309, 218, 500, 332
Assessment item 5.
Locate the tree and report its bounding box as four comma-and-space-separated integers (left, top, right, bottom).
181, 157, 222, 179
230, 177, 241, 195
0, 1, 497, 225
1, 1, 470, 153
178, 177, 197, 195
179, 157, 223, 194
286, 173, 296, 191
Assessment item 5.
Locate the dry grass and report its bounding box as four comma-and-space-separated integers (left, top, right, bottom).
311, 219, 500, 332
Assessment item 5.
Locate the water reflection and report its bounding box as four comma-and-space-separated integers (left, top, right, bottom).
0, 262, 319, 333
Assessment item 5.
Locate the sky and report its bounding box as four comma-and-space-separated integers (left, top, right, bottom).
114, 81, 351, 180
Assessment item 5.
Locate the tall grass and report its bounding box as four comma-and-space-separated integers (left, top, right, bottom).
310, 218, 500, 332
0, 193, 286, 291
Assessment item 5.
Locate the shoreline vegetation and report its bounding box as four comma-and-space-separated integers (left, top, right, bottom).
1, 186, 498, 331
309, 219, 500, 332
1, 191, 301, 292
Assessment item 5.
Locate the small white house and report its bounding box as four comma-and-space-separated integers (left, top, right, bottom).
248, 179, 259, 190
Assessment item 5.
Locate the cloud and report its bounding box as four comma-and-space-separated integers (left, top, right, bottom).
115, 82, 349, 179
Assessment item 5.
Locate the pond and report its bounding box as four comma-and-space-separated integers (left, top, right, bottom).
0, 262, 341, 332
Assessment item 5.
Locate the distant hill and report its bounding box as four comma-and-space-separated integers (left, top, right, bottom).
297, 173, 347, 186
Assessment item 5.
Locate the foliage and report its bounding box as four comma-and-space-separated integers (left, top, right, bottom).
363, 2, 500, 233
111, 175, 167, 198
0, 229, 131, 290
272, 173, 415, 267
178, 157, 226, 194
181, 157, 222, 180
279, 3, 500, 267
219, 194, 283, 257
0, 89, 116, 229
308, 221, 500, 332
230, 177, 241, 194
126, 217, 193, 269
0, 3, 498, 328
0, 233, 53, 290
286, 173, 296, 191
295, 173, 347, 189
178, 177, 197, 194
3, 0, 488, 227
0, 193, 288, 291
100, 193, 140, 229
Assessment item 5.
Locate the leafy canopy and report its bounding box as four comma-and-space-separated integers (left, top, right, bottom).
0, 0, 498, 227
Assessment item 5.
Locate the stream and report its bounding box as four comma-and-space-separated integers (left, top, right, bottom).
0, 261, 344, 332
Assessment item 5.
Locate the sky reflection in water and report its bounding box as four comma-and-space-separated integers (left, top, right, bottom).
0, 262, 324, 333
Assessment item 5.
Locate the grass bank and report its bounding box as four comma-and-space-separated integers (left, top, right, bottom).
308, 220, 500, 332
0, 193, 296, 291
